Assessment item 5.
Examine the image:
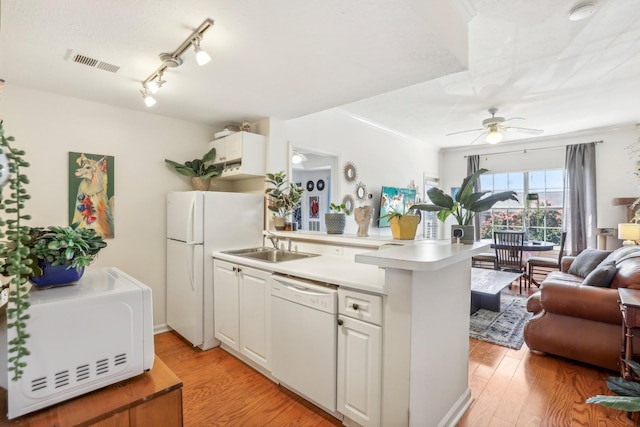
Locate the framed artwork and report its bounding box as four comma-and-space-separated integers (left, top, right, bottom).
306, 180, 315, 191
379, 186, 416, 227
309, 196, 319, 219
68, 152, 115, 238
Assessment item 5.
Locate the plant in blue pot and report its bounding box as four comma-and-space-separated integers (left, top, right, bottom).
26, 222, 107, 287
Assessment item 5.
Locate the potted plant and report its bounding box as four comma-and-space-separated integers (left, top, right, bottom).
379, 205, 421, 240
0, 122, 32, 380
587, 359, 640, 416
25, 222, 107, 287
325, 202, 351, 234
164, 147, 222, 190
411, 168, 518, 243
265, 171, 303, 230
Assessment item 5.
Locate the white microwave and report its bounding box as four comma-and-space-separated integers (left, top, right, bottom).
0, 267, 155, 419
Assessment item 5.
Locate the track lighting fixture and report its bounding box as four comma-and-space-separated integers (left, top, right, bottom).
140, 18, 213, 107
193, 36, 211, 66
146, 71, 165, 94
140, 87, 156, 107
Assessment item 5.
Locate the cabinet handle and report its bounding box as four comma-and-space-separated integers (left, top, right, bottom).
352, 303, 359, 311
232, 267, 237, 272
337, 319, 343, 326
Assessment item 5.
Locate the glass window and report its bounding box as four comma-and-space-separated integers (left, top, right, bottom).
480, 169, 564, 246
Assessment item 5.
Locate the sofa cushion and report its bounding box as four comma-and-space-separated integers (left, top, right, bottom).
567, 248, 611, 278
582, 260, 617, 287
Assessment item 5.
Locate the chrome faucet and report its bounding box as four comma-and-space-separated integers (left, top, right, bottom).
267, 231, 279, 249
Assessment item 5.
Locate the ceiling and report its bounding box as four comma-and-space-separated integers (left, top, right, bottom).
1, 0, 639, 149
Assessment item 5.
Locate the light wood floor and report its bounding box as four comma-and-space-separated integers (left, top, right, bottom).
154, 282, 639, 427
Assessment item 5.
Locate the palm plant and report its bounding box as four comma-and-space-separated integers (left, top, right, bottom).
412, 168, 518, 225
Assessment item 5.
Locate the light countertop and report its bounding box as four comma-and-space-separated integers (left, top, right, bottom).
212, 251, 387, 294
213, 240, 489, 294
355, 239, 490, 271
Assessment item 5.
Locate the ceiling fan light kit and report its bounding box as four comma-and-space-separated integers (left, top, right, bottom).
140, 18, 214, 107
486, 129, 503, 144
446, 107, 543, 145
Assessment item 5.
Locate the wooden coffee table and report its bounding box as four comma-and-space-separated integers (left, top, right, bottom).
470, 268, 522, 314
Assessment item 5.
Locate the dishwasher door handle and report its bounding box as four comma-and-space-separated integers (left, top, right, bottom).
276, 281, 331, 296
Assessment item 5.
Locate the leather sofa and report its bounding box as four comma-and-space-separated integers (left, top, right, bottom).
524, 246, 640, 371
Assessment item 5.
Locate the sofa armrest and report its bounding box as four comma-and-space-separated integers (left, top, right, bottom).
560, 256, 576, 273
540, 282, 622, 325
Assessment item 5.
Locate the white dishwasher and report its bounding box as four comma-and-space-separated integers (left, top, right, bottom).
271, 274, 338, 413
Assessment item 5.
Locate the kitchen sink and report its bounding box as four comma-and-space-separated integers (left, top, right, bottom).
221, 247, 273, 255
221, 248, 319, 263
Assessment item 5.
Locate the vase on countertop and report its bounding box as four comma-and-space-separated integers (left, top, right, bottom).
354, 206, 374, 237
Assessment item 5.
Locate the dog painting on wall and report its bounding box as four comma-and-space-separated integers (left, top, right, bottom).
68, 152, 115, 238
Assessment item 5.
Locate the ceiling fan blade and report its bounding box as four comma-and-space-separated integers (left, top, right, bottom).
470, 131, 489, 145
506, 126, 544, 135
445, 128, 484, 136
503, 117, 525, 123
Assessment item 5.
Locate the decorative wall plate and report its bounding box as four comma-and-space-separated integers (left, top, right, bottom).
317, 179, 325, 191
306, 180, 314, 191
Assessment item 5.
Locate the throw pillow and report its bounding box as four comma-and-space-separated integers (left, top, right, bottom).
567, 248, 612, 278
582, 260, 617, 287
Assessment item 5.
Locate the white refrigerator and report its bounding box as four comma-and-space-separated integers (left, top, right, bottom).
166, 191, 264, 350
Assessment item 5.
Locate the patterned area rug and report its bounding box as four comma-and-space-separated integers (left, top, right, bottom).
469, 293, 532, 350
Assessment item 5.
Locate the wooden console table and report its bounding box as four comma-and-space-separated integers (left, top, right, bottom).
618, 288, 640, 380
0, 355, 183, 426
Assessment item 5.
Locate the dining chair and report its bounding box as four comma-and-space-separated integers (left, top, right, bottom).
527, 231, 567, 288
493, 231, 526, 292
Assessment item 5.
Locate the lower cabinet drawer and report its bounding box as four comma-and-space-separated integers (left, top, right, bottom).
338, 288, 382, 326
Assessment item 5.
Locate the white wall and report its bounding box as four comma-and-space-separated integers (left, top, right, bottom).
439, 125, 640, 242
284, 109, 439, 236
0, 85, 215, 329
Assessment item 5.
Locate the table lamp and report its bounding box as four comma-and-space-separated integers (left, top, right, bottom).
618, 223, 640, 246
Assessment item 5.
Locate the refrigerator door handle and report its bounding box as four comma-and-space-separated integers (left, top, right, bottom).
188, 245, 196, 291
186, 197, 196, 244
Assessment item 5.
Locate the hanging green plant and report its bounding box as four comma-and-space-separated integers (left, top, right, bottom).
0, 122, 33, 381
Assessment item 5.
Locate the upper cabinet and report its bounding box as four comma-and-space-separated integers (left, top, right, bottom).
209, 131, 266, 180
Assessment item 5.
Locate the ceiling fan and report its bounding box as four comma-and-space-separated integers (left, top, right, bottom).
446, 107, 544, 145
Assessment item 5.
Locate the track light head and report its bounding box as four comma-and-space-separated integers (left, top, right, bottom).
140, 88, 156, 107
193, 36, 211, 66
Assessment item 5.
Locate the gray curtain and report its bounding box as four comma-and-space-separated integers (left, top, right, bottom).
564, 143, 597, 255
467, 155, 481, 241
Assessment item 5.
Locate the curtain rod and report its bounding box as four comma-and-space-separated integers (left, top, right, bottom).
463, 140, 603, 158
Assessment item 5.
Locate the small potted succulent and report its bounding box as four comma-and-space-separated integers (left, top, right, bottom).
325, 202, 351, 234
265, 171, 304, 230
24, 222, 107, 287
164, 147, 222, 190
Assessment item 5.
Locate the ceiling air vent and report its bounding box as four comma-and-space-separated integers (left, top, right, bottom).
71, 53, 120, 74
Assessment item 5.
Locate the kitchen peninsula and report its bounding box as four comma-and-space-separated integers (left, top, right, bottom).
213, 236, 488, 427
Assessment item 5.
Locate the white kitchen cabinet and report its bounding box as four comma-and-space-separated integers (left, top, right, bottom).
209, 131, 266, 180
213, 259, 271, 369
337, 289, 382, 427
